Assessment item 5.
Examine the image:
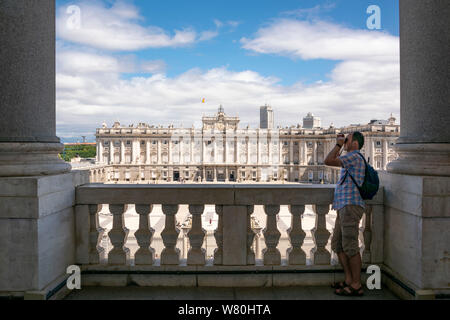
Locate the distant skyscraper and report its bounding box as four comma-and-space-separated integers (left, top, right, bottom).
260, 105, 274, 129
303, 112, 321, 129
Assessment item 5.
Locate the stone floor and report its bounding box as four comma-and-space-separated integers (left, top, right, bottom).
65, 286, 399, 300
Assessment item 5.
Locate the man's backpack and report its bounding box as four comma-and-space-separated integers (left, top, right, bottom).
340, 152, 379, 200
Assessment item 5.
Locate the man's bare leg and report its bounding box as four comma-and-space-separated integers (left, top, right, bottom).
348, 253, 362, 289
337, 252, 352, 286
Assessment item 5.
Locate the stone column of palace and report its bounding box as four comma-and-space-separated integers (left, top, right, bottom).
157, 139, 162, 164
383, 139, 388, 170
387, 0, 449, 176
289, 139, 293, 165
0, 0, 71, 176
0, 0, 90, 297
168, 139, 172, 164
236, 136, 240, 164
98, 140, 103, 164
369, 137, 375, 166
301, 141, 307, 165
146, 140, 150, 165
313, 141, 317, 165
380, 0, 450, 298
121, 140, 125, 164
109, 140, 114, 164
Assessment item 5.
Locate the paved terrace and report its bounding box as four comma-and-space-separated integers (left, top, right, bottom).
65, 286, 398, 300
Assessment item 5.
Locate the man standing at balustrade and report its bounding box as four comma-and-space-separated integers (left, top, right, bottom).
324, 132, 365, 296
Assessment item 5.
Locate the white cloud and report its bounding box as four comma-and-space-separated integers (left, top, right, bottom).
240, 19, 398, 62
57, 1, 217, 51
199, 30, 219, 41
56, 17, 400, 139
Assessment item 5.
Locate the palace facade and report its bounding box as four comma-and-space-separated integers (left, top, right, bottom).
93, 106, 400, 184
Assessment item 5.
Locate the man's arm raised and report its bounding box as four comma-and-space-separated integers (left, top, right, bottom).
324, 135, 345, 167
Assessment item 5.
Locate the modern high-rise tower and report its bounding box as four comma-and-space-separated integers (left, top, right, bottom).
260, 105, 274, 129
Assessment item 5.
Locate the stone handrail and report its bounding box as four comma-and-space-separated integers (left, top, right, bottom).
75, 184, 383, 267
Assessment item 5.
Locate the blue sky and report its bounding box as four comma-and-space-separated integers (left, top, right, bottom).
55, 0, 400, 142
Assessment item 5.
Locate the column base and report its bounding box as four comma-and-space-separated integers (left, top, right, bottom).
387, 143, 450, 177
0, 142, 71, 177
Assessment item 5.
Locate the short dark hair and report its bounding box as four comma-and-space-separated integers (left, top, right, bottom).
352, 131, 364, 149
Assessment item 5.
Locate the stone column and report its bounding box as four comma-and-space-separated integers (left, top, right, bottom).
278, 140, 282, 164
146, 140, 150, 165
134, 204, 155, 265
236, 137, 240, 164
383, 140, 388, 170
160, 205, 180, 265
379, 1, 450, 296
247, 139, 250, 164
108, 204, 130, 265
310, 204, 331, 265
213, 205, 224, 265
98, 140, 103, 164
287, 205, 306, 265
109, 140, 114, 164
289, 141, 293, 165
370, 138, 375, 166
121, 140, 125, 164
187, 205, 206, 265
313, 142, 317, 165
302, 141, 308, 165
0, 1, 71, 176
168, 140, 172, 164
257, 134, 260, 165
262, 205, 281, 265
387, 0, 450, 176
157, 139, 162, 164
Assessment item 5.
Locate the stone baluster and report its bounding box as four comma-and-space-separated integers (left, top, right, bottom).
246, 205, 256, 265
187, 205, 206, 265
213, 205, 224, 265
287, 205, 306, 265
134, 204, 155, 265
108, 204, 130, 265
310, 205, 331, 265
262, 205, 281, 265
161, 204, 180, 265
360, 205, 372, 264
88, 204, 105, 264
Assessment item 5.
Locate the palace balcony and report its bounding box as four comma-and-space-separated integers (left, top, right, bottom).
0, 0, 448, 300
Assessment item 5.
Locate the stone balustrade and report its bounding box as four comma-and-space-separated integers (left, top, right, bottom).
75, 184, 384, 268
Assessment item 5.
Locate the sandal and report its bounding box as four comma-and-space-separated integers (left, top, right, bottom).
335, 285, 364, 296
331, 281, 349, 289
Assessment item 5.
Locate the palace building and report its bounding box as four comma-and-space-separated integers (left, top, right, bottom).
93, 106, 399, 184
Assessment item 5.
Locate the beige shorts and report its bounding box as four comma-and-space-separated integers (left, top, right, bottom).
331, 205, 364, 257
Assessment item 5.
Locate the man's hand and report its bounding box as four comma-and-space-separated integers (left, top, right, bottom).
324, 134, 345, 167
336, 134, 345, 148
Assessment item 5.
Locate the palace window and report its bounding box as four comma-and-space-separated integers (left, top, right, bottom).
376, 141, 382, 147
126, 141, 131, 145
